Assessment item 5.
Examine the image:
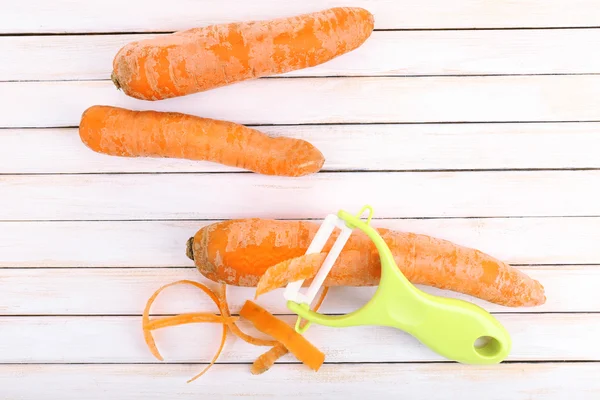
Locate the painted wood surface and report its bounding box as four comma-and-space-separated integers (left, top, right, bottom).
1, 0, 599, 398
3, 123, 600, 173
0, 364, 596, 400
0, 266, 596, 315
5, 76, 600, 128
2, 172, 600, 220
3, 0, 600, 32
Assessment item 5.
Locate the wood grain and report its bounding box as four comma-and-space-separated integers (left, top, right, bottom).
3, 123, 600, 173
2, 218, 598, 268
0, 363, 596, 399
5, 75, 600, 128
1, 172, 600, 220
0, 266, 595, 315
5, 29, 600, 81
0, 314, 597, 363
3, 0, 600, 32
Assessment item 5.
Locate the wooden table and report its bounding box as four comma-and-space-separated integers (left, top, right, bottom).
1, 1, 599, 398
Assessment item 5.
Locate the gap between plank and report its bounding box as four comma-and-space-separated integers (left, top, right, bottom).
0, 360, 597, 365
5, 73, 600, 84
4, 167, 600, 177
5, 120, 600, 130
4, 26, 600, 37
1, 215, 599, 223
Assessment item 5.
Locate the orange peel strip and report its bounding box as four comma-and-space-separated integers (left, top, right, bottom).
141, 279, 228, 382
250, 343, 288, 375
217, 283, 277, 347
146, 313, 238, 330
255, 253, 326, 298
251, 286, 329, 374
240, 300, 325, 372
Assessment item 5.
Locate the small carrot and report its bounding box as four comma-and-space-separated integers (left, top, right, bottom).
79, 105, 324, 177
240, 300, 325, 372
111, 7, 374, 100
187, 219, 546, 307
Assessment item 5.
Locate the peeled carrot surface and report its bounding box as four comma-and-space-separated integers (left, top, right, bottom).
79, 105, 324, 177
112, 7, 374, 100
240, 300, 325, 372
187, 219, 546, 307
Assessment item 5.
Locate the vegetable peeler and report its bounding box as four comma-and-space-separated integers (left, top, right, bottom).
284, 205, 511, 365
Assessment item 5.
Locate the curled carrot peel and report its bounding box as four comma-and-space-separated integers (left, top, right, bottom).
254, 253, 326, 298
251, 286, 329, 375
146, 313, 238, 330
251, 344, 288, 375
142, 280, 328, 379
141, 279, 229, 382
240, 300, 325, 372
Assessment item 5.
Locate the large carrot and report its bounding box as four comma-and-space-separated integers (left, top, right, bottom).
186, 219, 546, 307
111, 7, 374, 100
78, 105, 324, 177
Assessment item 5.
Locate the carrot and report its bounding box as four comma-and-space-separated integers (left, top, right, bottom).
111, 7, 374, 100
240, 300, 325, 372
251, 286, 329, 375
187, 219, 546, 307
78, 105, 324, 177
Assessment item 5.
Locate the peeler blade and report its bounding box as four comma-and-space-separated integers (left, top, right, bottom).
284, 214, 354, 305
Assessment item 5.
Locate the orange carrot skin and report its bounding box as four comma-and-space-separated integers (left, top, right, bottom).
112, 7, 374, 100
188, 219, 546, 307
79, 105, 324, 177
240, 300, 325, 371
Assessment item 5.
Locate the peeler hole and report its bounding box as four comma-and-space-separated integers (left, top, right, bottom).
474, 336, 502, 358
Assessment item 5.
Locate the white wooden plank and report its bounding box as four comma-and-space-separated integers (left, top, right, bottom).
0, 266, 595, 315
1, 172, 600, 220
4, 76, 600, 128
5, 29, 600, 81
0, 314, 596, 363
2, 218, 598, 268
0, 363, 596, 400
4, 123, 600, 173
3, 0, 600, 32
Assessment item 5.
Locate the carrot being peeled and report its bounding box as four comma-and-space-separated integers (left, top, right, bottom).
187, 219, 546, 307
79, 105, 324, 177
112, 7, 374, 100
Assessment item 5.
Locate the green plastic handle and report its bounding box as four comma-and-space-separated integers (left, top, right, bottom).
287, 208, 511, 365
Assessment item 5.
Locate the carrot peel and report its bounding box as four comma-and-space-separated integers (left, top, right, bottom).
240, 300, 325, 372
141, 279, 229, 381
250, 286, 329, 374
217, 283, 278, 347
